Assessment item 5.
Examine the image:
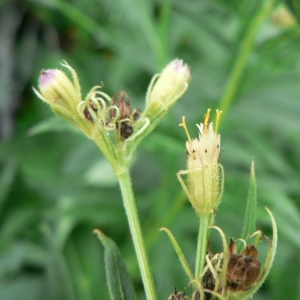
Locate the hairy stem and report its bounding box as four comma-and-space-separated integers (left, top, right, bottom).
117, 167, 157, 300
195, 214, 212, 279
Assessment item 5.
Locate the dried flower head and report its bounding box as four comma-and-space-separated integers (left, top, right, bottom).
84, 102, 99, 121
110, 90, 142, 139
226, 239, 261, 292
168, 287, 187, 300
200, 215, 277, 299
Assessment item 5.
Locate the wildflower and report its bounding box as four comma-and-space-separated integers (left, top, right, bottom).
33, 61, 81, 120
144, 59, 190, 120
178, 109, 223, 216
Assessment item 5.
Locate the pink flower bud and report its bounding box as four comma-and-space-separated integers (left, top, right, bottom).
34, 65, 81, 112
145, 59, 191, 119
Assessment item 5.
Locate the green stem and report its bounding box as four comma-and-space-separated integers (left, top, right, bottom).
218, 0, 276, 118
117, 167, 157, 300
195, 214, 211, 279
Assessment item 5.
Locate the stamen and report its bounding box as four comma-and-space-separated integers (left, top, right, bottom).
179, 116, 192, 142
215, 109, 223, 133
203, 108, 211, 126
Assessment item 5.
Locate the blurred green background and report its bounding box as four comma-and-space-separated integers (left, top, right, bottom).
1, 0, 300, 299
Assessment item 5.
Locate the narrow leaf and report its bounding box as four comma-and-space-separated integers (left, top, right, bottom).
159, 227, 194, 281
241, 160, 257, 245
94, 230, 136, 300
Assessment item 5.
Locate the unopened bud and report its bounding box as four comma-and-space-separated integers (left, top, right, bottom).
272, 5, 297, 28
38, 69, 80, 109
145, 59, 190, 119
33, 62, 82, 121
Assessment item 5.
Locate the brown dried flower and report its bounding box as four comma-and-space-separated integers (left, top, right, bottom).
110, 90, 141, 139
226, 238, 261, 292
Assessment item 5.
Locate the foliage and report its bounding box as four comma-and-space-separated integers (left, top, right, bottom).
1, 0, 300, 299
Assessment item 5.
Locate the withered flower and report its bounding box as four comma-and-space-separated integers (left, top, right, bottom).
110, 90, 141, 139
226, 238, 261, 292
168, 287, 187, 300
84, 102, 99, 121
202, 269, 216, 300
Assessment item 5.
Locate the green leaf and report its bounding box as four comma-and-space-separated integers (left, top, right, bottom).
94, 230, 136, 300
159, 227, 194, 281
240, 160, 257, 247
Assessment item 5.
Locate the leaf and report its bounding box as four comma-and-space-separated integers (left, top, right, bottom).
159, 227, 194, 281
240, 160, 257, 247
94, 230, 136, 300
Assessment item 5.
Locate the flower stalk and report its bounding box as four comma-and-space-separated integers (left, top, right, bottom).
195, 214, 212, 279
34, 59, 191, 300
116, 165, 157, 300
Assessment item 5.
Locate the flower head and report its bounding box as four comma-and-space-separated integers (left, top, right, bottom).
177, 109, 223, 216
144, 59, 190, 120
186, 109, 221, 170
33, 62, 81, 120
37, 68, 80, 107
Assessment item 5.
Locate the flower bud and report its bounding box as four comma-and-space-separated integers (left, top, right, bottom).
33, 62, 82, 123
145, 59, 190, 119
272, 5, 297, 28
178, 109, 222, 216
37, 69, 80, 109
